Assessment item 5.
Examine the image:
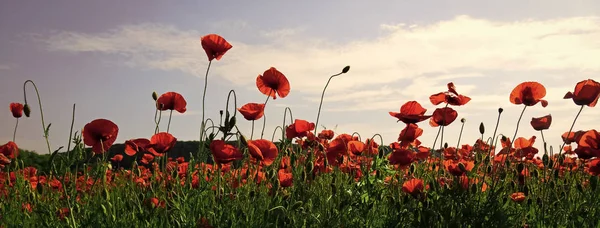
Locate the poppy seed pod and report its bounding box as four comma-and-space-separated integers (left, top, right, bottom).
23, 104, 31, 117
460, 118, 466, 123
498, 107, 504, 113
342, 66, 350, 74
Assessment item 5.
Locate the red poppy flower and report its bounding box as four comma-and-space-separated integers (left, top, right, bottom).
0, 141, 18, 159
429, 107, 458, 127
402, 178, 425, 197
111, 154, 123, 162
444, 159, 474, 176
0, 154, 11, 168
247, 139, 278, 166
513, 136, 538, 158
124, 138, 151, 156
201, 34, 232, 61
9, 103, 23, 118
318, 129, 335, 140
530, 115, 552, 131
237, 103, 265, 121
574, 130, 600, 159
587, 159, 600, 176
141, 153, 154, 164
564, 79, 600, 107
509, 82, 548, 107
388, 147, 415, 167
389, 101, 431, 124
348, 141, 366, 155
56, 207, 70, 220
278, 169, 293, 187
156, 92, 187, 113
256, 67, 290, 100
562, 130, 586, 144
285, 119, 315, 139
210, 140, 243, 164
398, 123, 423, 145
510, 192, 526, 203
146, 132, 177, 155
82, 119, 119, 154
429, 82, 471, 106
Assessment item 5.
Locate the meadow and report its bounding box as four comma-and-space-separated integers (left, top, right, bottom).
1, 34, 600, 227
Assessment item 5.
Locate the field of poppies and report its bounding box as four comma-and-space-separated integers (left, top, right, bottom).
1, 34, 600, 227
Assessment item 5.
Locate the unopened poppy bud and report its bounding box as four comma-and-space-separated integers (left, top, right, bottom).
498, 108, 504, 113
152, 92, 158, 101
409, 164, 415, 174
479, 122, 485, 135
487, 166, 492, 174
342, 65, 350, 74
501, 135, 507, 142
460, 118, 466, 123
458, 163, 466, 172
219, 110, 224, 116
444, 142, 448, 149
516, 163, 524, 173
23, 104, 31, 117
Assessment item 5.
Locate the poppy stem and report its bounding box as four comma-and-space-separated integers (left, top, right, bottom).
260, 93, 271, 139
12, 118, 18, 142
489, 108, 504, 156
167, 110, 173, 133
199, 60, 213, 159
282, 107, 294, 140
558, 105, 584, 163
314, 71, 344, 134
66, 104, 76, 161
250, 120, 255, 140
23, 80, 52, 155
153, 106, 159, 134
431, 126, 442, 151
539, 130, 546, 146
509, 106, 528, 150
155, 110, 162, 134
456, 120, 465, 148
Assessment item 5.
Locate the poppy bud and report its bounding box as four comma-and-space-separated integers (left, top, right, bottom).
219, 110, 224, 116
548, 159, 554, 169
409, 164, 415, 174
458, 163, 466, 173
553, 169, 559, 179
479, 122, 485, 135
342, 66, 350, 74
471, 183, 477, 194
487, 166, 492, 174
498, 108, 504, 113
432, 163, 436, 170
461, 118, 466, 123
505, 158, 510, 168
542, 154, 549, 167
23, 104, 31, 117
501, 135, 507, 142
152, 92, 158, 101
444, 142, 448, 149
523, 185, 529, 196
516, 163, 524, 173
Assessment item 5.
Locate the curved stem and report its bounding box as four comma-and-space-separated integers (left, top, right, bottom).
314, 72, 343, 134
351, 132, 361, 141
167, 110, 173, 133
155, 110, 162, 134
508, 105, 527, 150
199, 60, 213, 155
12, 119, 18, 142
260, 93, 271, 139
23, 80, 52, 155
282, 107, 294, 140
271, 126, 282, 142
558, 105, 584, 163
489, 109, 503, 155
66, 104, 76, 157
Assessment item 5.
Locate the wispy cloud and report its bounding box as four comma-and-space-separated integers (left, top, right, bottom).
41, 16, 600, 148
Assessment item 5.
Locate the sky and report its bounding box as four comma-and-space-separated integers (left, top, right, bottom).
1, 0, 600, 155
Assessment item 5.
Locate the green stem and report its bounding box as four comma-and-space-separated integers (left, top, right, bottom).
314, 71, 343, 134
199, 60, 213, 156
66, 104, 76, 162
167, 110, 173, 133
23, 80, 52, 155
260, 93, 271, 139
456, 120, 465, 148
250, 120, 255, 140
558, 105, 584, 164
12, 118, 18, 142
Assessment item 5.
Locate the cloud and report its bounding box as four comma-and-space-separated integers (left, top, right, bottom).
0, 64, 11, 70
41, 15, 600, 149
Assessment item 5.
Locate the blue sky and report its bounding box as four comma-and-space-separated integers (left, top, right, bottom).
1, 0, 600, 154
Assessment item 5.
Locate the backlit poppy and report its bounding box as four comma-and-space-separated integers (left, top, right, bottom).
398, 123, 423, 145
124, 138, 151, 156
388, 147, 415, 167
210, 140, 243, 164
256, 67, 290, 100
318, 129, 335, 140
510, 192, 526, 203
285, 119, 315, 139
83, 119, 119, 154
111, 154, 123, 162
0, 141, 18, 159
9, 103, 23, 118
147, 132, 177, 155
530, 115, 552, 131
564, 79, 600, 107
402, 178, 425, 197
574, 130, 600, 159
587, 159, 600, 176
156, 92, 187, 113
429, 82, 471, 106
201, 34, 232, 61
389, 101, 431, 124
247, 139, 279, 166
278, 169, 293, 187
509, 82, 548, 107
429, 107, 458, 127
562, 130, 586, 144
237, 103, 265, 121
